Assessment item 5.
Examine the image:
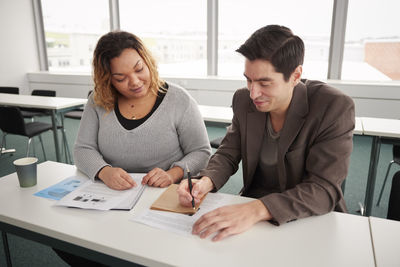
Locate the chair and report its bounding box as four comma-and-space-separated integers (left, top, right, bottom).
0, 86, 19, 94
0, 106, 52, 160
0, 87, 19, 155
20, 90, 56, 119
210, 136, 223, 149
20, 90, 72, 163
64, 109, 84, 120
376, 145, 400, 206
64, 90, 92, 120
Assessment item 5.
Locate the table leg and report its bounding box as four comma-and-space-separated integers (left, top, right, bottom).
50, 110, 61, 162
364, 136, 381, 216
2, 231, 12, 267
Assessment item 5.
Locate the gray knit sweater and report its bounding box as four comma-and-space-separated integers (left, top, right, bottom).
74, 82, 211, 180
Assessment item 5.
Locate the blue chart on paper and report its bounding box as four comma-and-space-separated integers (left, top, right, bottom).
34, 176, 83, 200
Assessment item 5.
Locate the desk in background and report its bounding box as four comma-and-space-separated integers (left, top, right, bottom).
198, 105, 232, 125
0, 93, 87, 162
0, 161, 375, 267
361, 117, 400, 216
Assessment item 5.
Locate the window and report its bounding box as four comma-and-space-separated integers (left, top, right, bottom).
342, 0, 400, 81
41, 0, 109, 72
218, 0, 333, 79
119, 0, 207, 77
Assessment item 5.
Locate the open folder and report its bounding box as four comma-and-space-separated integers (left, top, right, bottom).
55, 174, 146, 211
150, 184, 205, 215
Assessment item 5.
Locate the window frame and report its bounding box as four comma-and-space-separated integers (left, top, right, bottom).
35, 0, 386, 82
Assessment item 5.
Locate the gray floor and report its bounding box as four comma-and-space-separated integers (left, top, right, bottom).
0, 117, 398, 266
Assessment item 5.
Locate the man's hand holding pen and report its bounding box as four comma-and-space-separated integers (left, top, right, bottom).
178, 175, 271, 242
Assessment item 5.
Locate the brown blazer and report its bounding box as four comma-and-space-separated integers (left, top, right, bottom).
200, 79, 355, 225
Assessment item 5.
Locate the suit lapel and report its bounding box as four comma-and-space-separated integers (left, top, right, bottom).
277, 82, 309, 190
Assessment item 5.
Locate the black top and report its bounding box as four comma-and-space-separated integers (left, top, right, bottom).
115, 85, 167, 130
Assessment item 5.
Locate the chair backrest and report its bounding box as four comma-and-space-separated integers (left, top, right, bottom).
0, 87, 19, 94
393, 145, 400, 163
0, 106, 27, 136
32, 90, 56, 97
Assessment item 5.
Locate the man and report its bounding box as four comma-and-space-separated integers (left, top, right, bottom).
178, 25, 355, 241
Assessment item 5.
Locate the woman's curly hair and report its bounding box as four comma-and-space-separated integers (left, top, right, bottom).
92, 31, 165, 112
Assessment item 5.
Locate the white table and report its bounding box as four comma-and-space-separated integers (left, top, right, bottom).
360, 117, 400, 216
0, 93, 87, 162
355, 117, 363, 135
369, 216, 400, 267
0, 161, 375, 267
198, 105, 232, 125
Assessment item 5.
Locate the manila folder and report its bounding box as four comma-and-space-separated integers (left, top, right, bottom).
150, 184, 205, 215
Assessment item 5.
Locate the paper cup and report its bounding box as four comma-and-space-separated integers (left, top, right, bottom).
13, 157, 38, 187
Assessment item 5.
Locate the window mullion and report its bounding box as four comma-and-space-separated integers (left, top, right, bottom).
207, 0, 218, 76
32, 0, 49, 71
328, 0, 349, 80
109, 0, 120, 31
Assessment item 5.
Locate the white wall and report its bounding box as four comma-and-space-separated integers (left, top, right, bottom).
0, 0, 40, 94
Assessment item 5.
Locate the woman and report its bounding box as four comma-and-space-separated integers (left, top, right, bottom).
74, 31, 211, 190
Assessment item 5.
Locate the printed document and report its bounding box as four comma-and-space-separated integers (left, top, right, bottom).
34, 176, 85, 200
131, 192, 249, 236
56, 173, 146, 210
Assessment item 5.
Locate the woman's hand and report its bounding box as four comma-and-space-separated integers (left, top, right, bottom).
142, 167, 183, 187
97, 166, 136, 190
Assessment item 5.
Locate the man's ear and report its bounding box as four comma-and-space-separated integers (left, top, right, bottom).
291, 65, 303, 86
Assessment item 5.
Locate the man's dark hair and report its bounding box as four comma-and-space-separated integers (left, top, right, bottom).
236, 25, 304, 81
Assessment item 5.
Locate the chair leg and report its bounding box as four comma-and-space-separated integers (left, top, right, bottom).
1, 132, 7, 147
377, 161, 394, 206
32, 137, 36, 157
0, 134, 5, 158
38, 135, 47, 161
2, 231, 12, 267
26, 138, 32, 157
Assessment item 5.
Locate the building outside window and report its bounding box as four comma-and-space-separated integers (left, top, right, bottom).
41, 0, 109, 73
120, 0, 207, 77
342, 0, 400, 81
218, 0, 333, 80
40, 0, 399, 83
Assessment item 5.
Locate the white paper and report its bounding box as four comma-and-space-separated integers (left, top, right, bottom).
131, 192, 239, 236
56, 173, 146, 210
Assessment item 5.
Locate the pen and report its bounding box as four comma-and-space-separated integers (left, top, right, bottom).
186, 164, 195, 210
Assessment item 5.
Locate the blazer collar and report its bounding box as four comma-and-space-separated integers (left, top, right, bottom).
279, 81, 309, 154
243, 82, 309, 189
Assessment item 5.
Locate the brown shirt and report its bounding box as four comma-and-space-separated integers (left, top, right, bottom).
200, 79, 355, 225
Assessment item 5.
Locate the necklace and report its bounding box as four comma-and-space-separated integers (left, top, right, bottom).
128, 103, 140, 119
120, 93, 155, 120
129, 104, 136, 119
